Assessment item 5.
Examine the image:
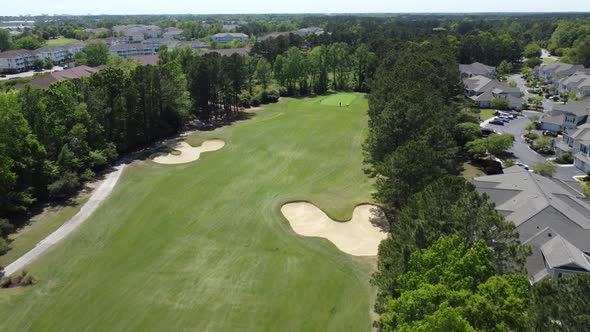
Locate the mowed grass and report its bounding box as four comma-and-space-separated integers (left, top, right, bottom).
0, 93, 377, 331
45, 37, 78, 46
320, 93, 358, 106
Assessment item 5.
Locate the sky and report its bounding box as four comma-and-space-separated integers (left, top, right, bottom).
3, 0, 590, 16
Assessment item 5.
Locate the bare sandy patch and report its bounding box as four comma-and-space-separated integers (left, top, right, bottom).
152, 139, 225, 165
281, 202, 389, 256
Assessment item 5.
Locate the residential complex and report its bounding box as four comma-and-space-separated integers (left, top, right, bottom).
554, 124, 590, 172
474, 166, 590, 282
0, 37, 210, 73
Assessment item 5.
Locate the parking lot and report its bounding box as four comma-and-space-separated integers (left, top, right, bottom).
483, 110, 586, 193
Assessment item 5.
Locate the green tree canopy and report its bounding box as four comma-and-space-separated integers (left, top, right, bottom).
83, 42, 110, 67
380, 236, 529, 332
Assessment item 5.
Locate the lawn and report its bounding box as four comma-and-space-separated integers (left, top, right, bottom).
45, 37, 78, 46
320, 93, 358, 106
578, 177, 590, 197
542, 58, 559, 64
461, 161, 485, 180
479, 109, 497, 122
0, 93, 377, 331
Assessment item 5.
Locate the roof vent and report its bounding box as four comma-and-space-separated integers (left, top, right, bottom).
548, 233, 552, 237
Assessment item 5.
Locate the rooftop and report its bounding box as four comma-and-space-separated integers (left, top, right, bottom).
474, 166, 590, 281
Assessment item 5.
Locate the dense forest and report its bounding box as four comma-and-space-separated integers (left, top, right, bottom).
2, 13, 590, 329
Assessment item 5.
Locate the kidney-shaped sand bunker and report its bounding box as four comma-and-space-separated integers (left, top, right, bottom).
152, 139, 225, 165
281, 202, 389, 256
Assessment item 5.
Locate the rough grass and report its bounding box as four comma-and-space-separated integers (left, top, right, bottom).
0, 93, 377, 332
461, 161, 485, 180
320, 93, 358, 106
45, 37, 78, 46
0, 190, 91, 267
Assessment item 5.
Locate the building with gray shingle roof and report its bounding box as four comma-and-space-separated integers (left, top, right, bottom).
536, 62, 586, 86
541, 99, 590, 132
559, 71, 590, 98
474, 166, 590, 282
463, 74, 523, 108
460, 62, 497, 78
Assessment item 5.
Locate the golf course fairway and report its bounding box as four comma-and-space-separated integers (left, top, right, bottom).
0, 93, 377, 331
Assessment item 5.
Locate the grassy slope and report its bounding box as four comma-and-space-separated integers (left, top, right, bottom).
45, 37, 78, 46
0, 192, 91, 267
0, 93, 376, 332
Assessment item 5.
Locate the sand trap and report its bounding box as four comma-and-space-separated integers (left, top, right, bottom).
281, 202, 389, 256
152, 139, 225, 164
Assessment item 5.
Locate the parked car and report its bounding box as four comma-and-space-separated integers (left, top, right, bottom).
489, 118, 505, 125
498, 116, 511, 122
481, 128, 497, 137
543, 130, 558, 137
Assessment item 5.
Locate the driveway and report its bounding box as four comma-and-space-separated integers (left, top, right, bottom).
0, 66, 64, 81
508, 74, 553, 111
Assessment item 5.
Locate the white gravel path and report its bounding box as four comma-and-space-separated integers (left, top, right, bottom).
3, 164, 127, 277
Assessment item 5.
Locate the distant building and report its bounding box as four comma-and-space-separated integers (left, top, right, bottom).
0, 20, 34, 31
124, 32, 145, 43
17, 65, 102, 89
296, 27, 324, 36
460, 62, 497, 78
163, 27, 184, 39
112, 25, 162, 38
463, 75, 522, 108
205, 48, 251, 57
84, 28, 109, 36
109, 44, 156, 57
534, 62, 586, 86
0, 49, 38, 73
258, 31, 293, 41
211, 33, 249, 44
559, 71, 590, 98
222, 24, 241, 31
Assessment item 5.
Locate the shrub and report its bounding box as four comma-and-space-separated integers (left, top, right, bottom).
80, 168, 95, 182
48, 172, 80, 198
238, 91, 252, 108
89, 150, 108, 168
0, 270, 37, 288
534, 161, 557, 177
554, 153, 573, 164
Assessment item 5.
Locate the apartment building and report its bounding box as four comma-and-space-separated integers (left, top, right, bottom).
211, 33, 249, 43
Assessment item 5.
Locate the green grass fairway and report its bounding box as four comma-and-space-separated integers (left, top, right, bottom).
0, 93, 377, 331
45, 37, 78, 46
320, 93, 358, 106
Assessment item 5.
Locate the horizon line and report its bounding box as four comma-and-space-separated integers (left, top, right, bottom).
3, 11, 590, 17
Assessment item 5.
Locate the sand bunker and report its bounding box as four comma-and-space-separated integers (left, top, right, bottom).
152, 139, 225, 164
281, 202, 389, 256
